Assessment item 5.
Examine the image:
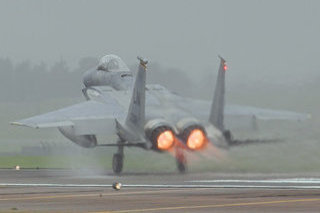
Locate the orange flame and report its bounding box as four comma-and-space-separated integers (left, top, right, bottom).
157, 130, 175, 150
186, 129, 207, 150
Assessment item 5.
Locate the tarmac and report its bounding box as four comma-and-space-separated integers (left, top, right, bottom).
0, 169, 320, 212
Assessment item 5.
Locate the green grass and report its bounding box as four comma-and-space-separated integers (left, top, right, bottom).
0, 155, 105, 169
0, 100, 319, 174
0, 138, 319, 174
0, 148, 177, 172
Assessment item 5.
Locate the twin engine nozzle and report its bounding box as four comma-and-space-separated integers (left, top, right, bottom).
144, 118, 208, 152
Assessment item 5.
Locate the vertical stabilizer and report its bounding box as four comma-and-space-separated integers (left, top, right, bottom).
125, 57, 148, 132
209, 56, 227, 131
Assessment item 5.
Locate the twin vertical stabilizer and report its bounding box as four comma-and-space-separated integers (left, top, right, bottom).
116, 57, 148, 142
125, 57, 148, 131
209, 56, 227, 131
119, 55, 227, 142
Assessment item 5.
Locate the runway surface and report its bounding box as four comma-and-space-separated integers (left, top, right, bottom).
0, 169, 320, 212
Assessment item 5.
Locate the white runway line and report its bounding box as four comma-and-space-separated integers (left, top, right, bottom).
126, 185, 320, 189
186, 178, 320, 184
0, 183, 320, 189
0, 183, 112, 187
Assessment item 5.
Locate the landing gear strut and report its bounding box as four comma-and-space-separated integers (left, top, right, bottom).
112, 143, 124, 174
175, 148, 187, 173
223, 130, 234, 145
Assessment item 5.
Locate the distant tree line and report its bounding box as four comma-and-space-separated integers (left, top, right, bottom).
3, 55, 315, 104
0, 57, 98, 102
0, 56, 199, 103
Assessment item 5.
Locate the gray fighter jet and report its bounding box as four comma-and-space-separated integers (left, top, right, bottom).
12, 55, 309, 174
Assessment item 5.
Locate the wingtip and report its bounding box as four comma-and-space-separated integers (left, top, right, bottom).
10, 121, 38, 128
10, 121, 23, 126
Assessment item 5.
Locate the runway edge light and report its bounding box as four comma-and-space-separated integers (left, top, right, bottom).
112, 182, 122, 191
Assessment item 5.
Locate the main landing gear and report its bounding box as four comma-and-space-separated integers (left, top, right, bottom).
112, 143, 124, 174
111, 141, 188, 174
175, 148, 187, 173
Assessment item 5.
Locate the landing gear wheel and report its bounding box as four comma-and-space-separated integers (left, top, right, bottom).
177, 160, 186, 173
223, 130, 234, 145
176, 148, 187, 173
112, 154, 123, 174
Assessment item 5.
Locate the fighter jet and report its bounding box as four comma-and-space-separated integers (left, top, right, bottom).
12, 55, 309, 174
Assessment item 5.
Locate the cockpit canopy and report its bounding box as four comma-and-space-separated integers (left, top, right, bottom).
83, 54, 133, 90
97, 54, 130, 72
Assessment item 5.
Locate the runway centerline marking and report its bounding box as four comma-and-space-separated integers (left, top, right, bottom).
0, 188, 205, 201
95, 198, 320, 213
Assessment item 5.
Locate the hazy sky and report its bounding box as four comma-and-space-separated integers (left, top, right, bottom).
0, 0, 319, 84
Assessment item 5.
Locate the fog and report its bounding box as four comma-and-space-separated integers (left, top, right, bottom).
0, 0, 319, 172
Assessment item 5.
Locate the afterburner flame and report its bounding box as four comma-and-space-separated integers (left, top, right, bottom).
157, 130, 175, 150
187, 129, 207, 150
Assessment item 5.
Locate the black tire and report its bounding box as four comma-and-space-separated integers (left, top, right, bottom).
112, 154, 123, 174
223, 130, 233, 145
177, 160, 186, 173
175, 148, 187, 173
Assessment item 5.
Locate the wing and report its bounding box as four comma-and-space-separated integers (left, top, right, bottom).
172, 97, 309, 122
11, 99, 126, 135
226, 104, 310, 121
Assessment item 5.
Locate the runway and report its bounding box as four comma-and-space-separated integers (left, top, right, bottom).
0, 169, 320, 212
